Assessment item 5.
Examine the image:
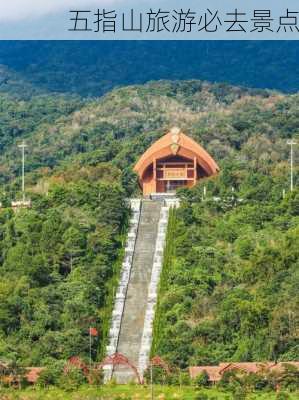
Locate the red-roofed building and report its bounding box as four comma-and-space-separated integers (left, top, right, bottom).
134, 127, 219, 195
219, 362, 274, 375
189, 366, 223, 382
189, 362, 299, 383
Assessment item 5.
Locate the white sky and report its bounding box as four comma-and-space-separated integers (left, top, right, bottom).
0, 0, 296, 39
0, 0, 288, 22
0, 0, 125, 21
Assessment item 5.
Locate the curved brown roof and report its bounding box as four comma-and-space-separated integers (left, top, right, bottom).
134, 128, 219, 179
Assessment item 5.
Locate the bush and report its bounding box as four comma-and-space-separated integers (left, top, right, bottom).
243, 372, 268, 391
194, 370, 210, 388
218, 370, 241, 389
194, 392, 209, 400
88, 368, 103, 386
180, 371, 191, 386
37, 360, 64, 387
280, 364, 299, 391
276, 393, 290, 400
58, 365, 87, 390
114, 397, 132, 400
166, 371, 180, 386
231, 387, 246, 400
143, 366, 168, 385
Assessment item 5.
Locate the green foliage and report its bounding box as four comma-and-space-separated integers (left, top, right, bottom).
1, 79, 299, 196
194, 392, 209, 400
37, 360, 64, 387
194, 371, 210, 388
149, 82, 299, 369
0, 78, 298, 386
276, 393, 290, 400
114, 397, 132, 400
231, 386, 247, 400
58, 365, 87, 391
151, 208, 177, 357
0, 385, 298, 399
0, 42, 298, 99
143, 366, 168, 385
0, 177, 129, 366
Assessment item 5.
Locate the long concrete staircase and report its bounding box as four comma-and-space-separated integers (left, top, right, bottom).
113, 200, 162, 382
104, 197, 179, 383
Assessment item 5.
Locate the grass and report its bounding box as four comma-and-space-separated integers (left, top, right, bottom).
0, 385, 298, 400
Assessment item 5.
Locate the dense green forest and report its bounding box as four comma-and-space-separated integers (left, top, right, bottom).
0, 180, 128, 365
153, 173, 299, 367
0, 42, 299, 98
0, 79, 298, 371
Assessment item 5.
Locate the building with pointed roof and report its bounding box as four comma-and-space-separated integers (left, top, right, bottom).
134, 127, 219, 196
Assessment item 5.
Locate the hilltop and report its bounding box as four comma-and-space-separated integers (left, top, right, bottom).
0, 79, 297, 191
0, 41, 298, 99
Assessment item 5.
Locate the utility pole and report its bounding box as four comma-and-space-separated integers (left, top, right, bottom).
150, 361, 154, 400
282, 189, 286, 199
89, 327, 92, 370
287, 139, 297, 192
18, 141, 27, 202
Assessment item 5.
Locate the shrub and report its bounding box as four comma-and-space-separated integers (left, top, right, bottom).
180, 371, 191, 386
88, 368, 103, 386
194, 370, 210, 388
276, 393, 290, 400
243, 372, 268, 391
231, 386, 247, 400
37, 360, 64, 387
194, 392, 209, 400
280, 364, 299, 391
114, 397, 132, 400
218, 370, 241, 389
58, 365, 87, 390
166, 371, 180, 386
143, 366, 168, 385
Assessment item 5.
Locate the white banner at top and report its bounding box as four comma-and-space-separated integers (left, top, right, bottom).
0, 0, 298, 40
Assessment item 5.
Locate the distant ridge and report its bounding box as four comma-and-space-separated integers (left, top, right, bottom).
0, 41, 298, 98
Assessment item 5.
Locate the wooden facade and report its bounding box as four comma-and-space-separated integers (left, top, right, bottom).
134, 128, 219, 196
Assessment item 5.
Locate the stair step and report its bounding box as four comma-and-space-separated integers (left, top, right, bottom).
112, 200, 162, 383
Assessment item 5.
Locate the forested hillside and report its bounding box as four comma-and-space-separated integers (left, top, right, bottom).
0, 181, 128, 366
153, 172, 299, 367
0, 79, 298, 369
0, 41, 299, 98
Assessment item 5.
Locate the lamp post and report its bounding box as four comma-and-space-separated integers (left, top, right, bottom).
88, 326, 99, 370
89, 327, 92, 369
287, 139, 297, 192
148, 356, 170, 400
17, 141, 27, 202
150, 361, 153, 400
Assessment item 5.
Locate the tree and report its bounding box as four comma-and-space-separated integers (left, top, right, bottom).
194, 370, 210, 388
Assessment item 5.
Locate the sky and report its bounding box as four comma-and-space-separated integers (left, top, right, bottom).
0, 0, 127, 21
0, 0, 298, 39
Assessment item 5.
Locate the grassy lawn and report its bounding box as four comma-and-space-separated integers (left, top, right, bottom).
0, 386, 298, 400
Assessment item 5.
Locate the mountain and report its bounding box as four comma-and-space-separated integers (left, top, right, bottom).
0, 80, 298, 188
0, 41, 298, 98
0, 79, 298, 372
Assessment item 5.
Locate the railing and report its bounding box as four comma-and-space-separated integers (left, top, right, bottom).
103, 199, 141, 382
138, 198, 180, 379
